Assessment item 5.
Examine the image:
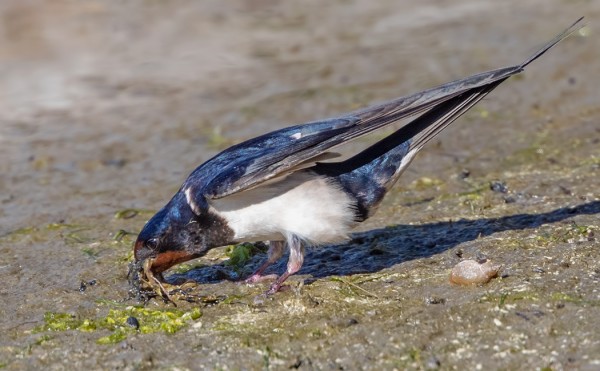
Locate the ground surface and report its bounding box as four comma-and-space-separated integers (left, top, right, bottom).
0, 0, 598, 370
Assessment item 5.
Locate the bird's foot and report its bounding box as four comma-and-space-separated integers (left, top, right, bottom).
243, 273, 278, 284
252, 280, 292, 304
267, 282, 284, 295
265, 273, 295, 295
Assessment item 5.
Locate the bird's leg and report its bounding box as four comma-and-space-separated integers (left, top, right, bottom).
267, 235, 305, 295
244, 241, 284, 283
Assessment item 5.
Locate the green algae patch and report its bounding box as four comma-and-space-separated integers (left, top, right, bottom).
114, 208, 156, 219
225, 243, 253, 268
114, 209, 139, 219
550, 293, 600, 307
170, 261, 207, 274
41, 312, 83, 332
330, 276, 379, 299
225, 242, 267, 273
478, 291, 540, 306
1, 223, 99, 246
45, 223, 83, 231
113, 229, 137, 242
0, 226, 41, 243
410, 176, 444, 190
36, 306, 202, 345
534, 223, 597, 247
64, 228, 94, 245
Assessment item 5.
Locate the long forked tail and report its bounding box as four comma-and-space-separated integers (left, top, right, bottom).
343, 17, 585, 147
394, 17, 584, 167
209, 19, 584, 199
317, 18, 584, 220
521, 16, 584, 68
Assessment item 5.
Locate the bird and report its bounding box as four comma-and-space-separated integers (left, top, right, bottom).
131, 18, 583, 297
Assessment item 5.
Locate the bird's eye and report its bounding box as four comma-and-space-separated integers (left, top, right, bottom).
145, 238, 159, 250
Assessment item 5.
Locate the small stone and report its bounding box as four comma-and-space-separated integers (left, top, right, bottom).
346, 318, 359, 326
425, 296, 446, 305
503, 195, 516, 204
426, 356, 441, 369
126, 316, 140, 330
490, 180, 508, 194
450, 259, 501, 285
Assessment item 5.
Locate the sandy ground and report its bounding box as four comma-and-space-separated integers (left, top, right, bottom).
0, 0, 598, 370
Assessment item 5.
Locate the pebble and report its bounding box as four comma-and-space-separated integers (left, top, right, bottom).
126, 316, 140, 330
450, 259, 500, 285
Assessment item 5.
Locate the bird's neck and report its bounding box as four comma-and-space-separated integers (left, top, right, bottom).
195, 209, 236, 251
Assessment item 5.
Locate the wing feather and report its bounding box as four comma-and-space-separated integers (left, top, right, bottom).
182, 18, 583, 209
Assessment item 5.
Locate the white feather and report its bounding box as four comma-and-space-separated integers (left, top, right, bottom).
210, 171, 357, 244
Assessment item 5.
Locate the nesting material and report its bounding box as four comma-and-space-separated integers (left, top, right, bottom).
450, 259, 501, 285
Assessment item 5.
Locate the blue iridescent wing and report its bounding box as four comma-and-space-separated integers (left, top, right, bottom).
184, 65, 520, 201
183, 17, 583, 207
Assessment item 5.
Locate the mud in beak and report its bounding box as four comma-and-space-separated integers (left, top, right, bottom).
129, 239, 163, 301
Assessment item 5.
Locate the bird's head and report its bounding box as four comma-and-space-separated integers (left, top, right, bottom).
133, 191, 209, 275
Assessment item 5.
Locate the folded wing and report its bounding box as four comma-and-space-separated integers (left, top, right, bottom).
182, 18, 583, 210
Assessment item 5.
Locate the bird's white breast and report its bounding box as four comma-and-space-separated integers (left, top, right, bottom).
210, 172, 357, 245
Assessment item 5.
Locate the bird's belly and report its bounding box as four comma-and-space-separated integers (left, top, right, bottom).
211, 172, 357, 245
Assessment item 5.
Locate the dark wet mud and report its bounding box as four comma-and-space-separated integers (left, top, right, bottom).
1, 1, 598, 370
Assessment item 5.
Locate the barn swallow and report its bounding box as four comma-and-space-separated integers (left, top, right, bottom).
131, 18, 583, 297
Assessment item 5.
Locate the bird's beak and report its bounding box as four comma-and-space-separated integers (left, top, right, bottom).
147, 250, 196, 274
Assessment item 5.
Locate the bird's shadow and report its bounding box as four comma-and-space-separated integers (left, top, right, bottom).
168, 200, 600, 285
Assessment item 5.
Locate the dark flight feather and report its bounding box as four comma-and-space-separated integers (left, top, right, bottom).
182, 18, 584, 211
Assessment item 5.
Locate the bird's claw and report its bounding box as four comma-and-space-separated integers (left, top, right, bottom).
243, 273, 278, 284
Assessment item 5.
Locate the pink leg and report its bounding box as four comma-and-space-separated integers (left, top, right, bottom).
244, 241, 284, 284
267, 235, 305, 294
